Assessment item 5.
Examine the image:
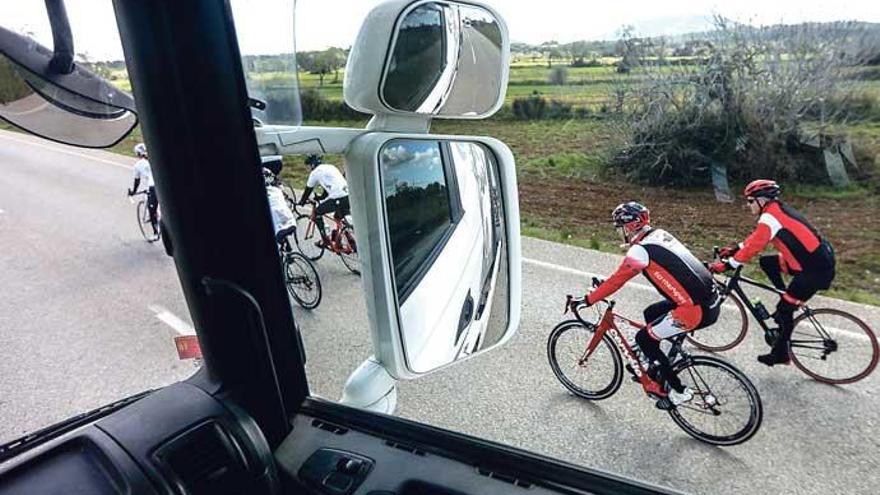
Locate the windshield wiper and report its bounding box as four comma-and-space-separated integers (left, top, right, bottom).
0, 389, 156, 463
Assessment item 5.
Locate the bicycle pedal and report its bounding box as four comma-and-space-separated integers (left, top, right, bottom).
654, 398, 673, 411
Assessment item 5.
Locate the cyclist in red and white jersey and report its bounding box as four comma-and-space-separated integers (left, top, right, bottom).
711, 179, 836, 366
579, 202, 722, 407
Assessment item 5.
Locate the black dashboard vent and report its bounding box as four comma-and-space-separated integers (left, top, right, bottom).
384, 440, 426, 457
476, 467, 533, 489
310, 419, 349, 435
156, 421, 249, 495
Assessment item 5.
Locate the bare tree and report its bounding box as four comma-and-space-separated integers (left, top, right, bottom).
607, 18, 878, 187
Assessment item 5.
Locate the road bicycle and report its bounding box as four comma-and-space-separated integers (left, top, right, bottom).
547, 279, 763, 446
294, 199, 359, 276
686, 248, 879, 385
278, 228, 322, 309
128, 190, 160, 243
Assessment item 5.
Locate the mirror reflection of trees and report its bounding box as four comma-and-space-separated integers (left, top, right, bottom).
382, 141, 453, 297
384, 3, 446, 111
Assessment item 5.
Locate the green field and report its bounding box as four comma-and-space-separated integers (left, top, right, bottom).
19, 55, 880, 304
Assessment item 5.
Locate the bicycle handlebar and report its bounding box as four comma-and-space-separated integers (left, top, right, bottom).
703, 244, 744, 277
127, 190, 148, 203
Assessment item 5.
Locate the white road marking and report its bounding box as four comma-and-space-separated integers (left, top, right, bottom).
523, 257, 653, 292
148, 305, 196, 336
0, 132, 131, 170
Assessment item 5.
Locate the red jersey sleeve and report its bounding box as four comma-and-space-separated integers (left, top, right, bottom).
587, 246, 648, 304
731, 222, 773, 267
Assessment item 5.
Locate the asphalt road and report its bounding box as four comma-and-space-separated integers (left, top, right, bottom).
442, 27, 503, 115
1, 129, 879, 494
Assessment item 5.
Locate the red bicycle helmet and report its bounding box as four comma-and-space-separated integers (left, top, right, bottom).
743, 179, 780, 199
612, 201, 650, 232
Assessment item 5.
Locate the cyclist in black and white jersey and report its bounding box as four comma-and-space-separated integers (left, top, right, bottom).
127, 143, 159, 237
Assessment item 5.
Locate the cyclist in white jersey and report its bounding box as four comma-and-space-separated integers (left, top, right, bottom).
297, 154, 349, 247
261, 165, 296, 243
127, 143, 159, 237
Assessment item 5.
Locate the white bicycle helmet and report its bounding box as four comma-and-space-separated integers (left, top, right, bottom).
134, 143, 147, 157
262, 167, 277, 187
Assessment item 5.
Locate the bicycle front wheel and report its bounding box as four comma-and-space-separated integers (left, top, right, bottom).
294, 214, 325, 261
686, 293, 749, 352
789, 308, 879, 384
337, 224, 360, 276
136, 200, 158, 242
547, 320, 623, 400
284, 252, 322, 309
668, 356, 763, 446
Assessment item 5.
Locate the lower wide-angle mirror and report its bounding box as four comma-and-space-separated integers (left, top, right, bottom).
347, 134, 520, 378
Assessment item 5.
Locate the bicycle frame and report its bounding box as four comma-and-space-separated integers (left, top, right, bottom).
718, 268, 817, 333
304, 205, 353, 255
569, 298, 673, 397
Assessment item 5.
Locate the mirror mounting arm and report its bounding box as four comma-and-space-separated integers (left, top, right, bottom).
366, 114, 431, 134
339, 357, 398, 414
44, 0, 74, 74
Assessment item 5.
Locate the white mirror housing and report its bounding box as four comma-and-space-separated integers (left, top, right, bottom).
343, 0, 510, 121
345, 133, 521, 379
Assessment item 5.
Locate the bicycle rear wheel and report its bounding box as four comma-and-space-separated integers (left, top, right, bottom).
136, 200, 158, 242
284, 251, 322, 309
686, 293, 749, 352
668, 355, 763, 446
337, 224, 360, 276
789, 308, 879, 384
547, 320, 623, 400
294, 213, 325, 261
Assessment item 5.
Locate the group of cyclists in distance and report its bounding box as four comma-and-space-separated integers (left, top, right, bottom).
127, 142, 850, 414
581, 179, 836, 407
126, 143, 349, 254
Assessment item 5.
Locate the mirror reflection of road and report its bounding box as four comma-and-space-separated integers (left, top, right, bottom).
441, 27, 502, 115
2, 129, 879, 494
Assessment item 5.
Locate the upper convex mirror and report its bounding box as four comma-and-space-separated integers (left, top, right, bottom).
343, 0, 508, 120
381, 2, 506, 117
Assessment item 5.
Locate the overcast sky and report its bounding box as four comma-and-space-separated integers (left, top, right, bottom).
1, 0, 877, 61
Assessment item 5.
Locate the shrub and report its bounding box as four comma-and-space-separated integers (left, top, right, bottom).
511, 94, 547, 119
570, 59, 604, 68
296, 88, 368, 121
548, 66, 568, 85
511, 94, 578, 120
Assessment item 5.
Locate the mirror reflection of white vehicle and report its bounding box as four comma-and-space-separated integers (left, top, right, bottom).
375, 139, 510, 372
